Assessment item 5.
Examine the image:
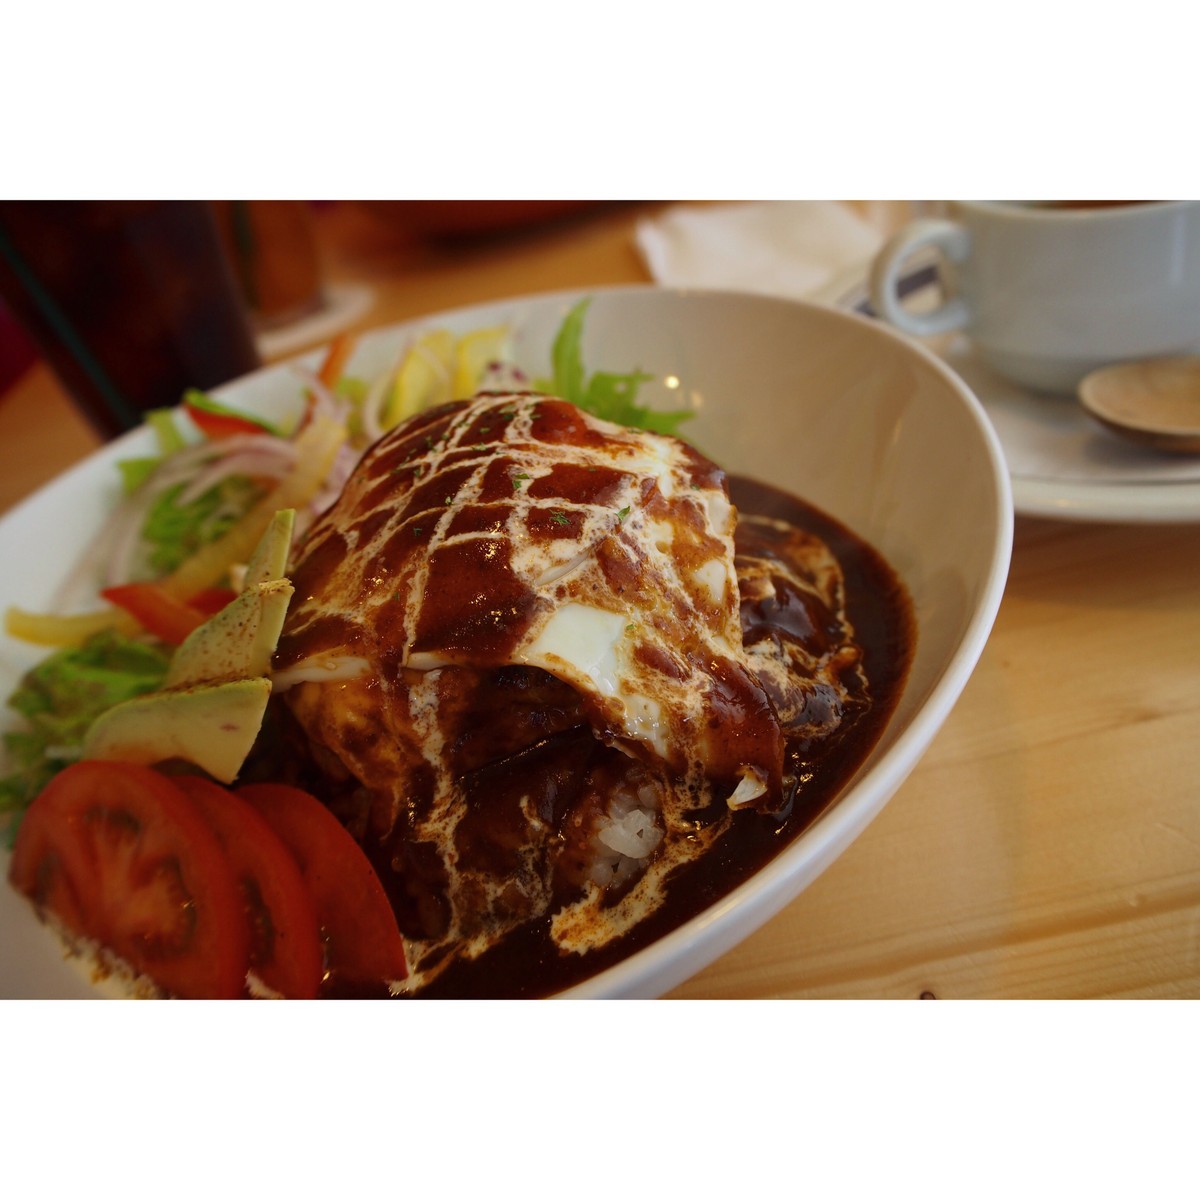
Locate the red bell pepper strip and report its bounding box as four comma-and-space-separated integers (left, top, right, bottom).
100, 582, 212, 645
183, 389, 281, 440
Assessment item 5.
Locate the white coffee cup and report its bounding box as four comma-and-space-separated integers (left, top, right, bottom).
869, 200, 1200, 394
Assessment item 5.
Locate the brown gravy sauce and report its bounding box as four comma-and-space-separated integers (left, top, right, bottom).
311, 475, 914, 999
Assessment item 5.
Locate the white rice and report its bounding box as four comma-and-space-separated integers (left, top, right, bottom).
588, 782, 664, 889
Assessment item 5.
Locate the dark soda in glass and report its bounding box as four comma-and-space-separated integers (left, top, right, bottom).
0, 201, 262, 440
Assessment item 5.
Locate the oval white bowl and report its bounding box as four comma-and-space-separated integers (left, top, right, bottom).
0, 286, 1012, 999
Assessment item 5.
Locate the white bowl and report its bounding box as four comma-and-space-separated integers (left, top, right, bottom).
0, 285, 1012, 999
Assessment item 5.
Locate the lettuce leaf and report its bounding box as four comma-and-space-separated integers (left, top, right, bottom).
539, 298, 693, 436
115, 409, 187, 495
141, 475, 265, 576
0, 631, 172, 843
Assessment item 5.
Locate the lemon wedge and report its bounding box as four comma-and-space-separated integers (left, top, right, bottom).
383, 329, 455, 428
452, 326, 511, 399
380, 326, 513, 432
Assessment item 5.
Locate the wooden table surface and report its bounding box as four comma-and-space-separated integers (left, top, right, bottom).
2, 201, 1198, 1000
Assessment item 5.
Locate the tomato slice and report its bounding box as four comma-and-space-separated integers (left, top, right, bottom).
8, 761, 248, 999
100, 582, 209, 646
237, 783, 407, 989
173, 776, 323, 1000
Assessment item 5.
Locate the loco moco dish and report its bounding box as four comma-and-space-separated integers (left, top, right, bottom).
266, 393, 914, 997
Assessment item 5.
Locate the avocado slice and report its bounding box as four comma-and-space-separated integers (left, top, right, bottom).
81, 509, 296, 783
165, 578, 293, 687
167, 509, 295, 687
242, 506, 294, 590
82, 677, 272, 784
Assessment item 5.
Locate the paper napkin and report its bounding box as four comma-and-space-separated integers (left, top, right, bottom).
635, 201, 890, 306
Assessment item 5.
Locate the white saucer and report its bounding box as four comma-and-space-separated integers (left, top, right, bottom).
936, 336, 1200, 523
840, 275, 1200, 524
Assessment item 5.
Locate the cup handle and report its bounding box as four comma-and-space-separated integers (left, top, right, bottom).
869, 218, 970, 337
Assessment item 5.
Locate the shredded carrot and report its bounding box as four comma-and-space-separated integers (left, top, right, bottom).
298, 332, 358, 427
319, 332, 356, 389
